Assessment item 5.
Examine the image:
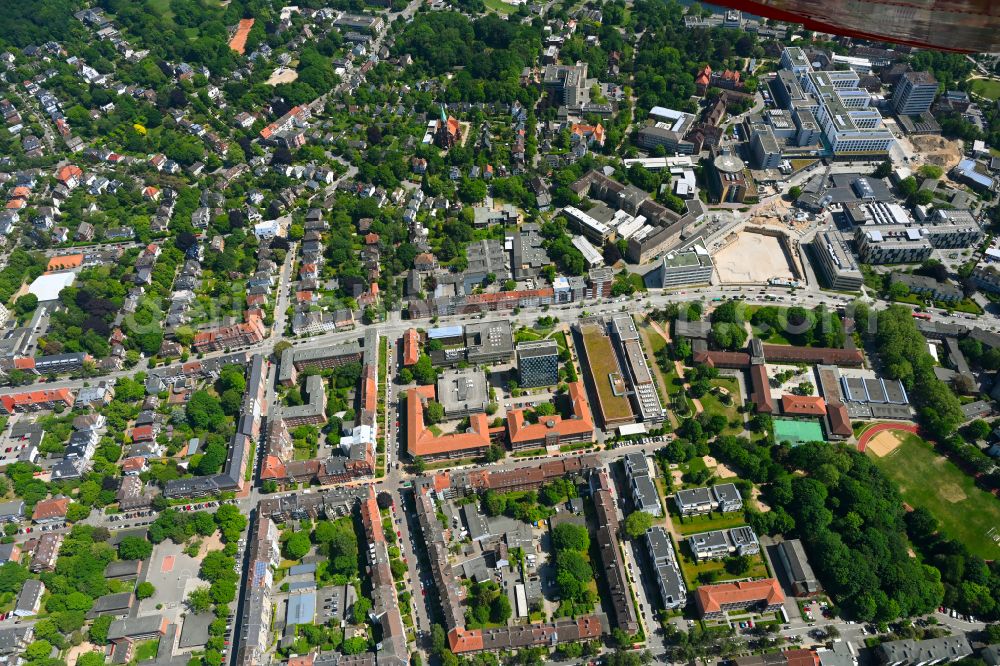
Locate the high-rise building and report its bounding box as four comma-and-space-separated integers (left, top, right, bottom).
516, 340, 560, 388
658, 245, 714, 288
810, 229, 863, 290
892, 71, 938, 116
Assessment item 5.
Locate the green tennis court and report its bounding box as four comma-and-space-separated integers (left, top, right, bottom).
773, 418, 825, 445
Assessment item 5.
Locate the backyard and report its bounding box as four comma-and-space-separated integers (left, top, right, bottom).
870, 433, 1000, 559
671, 509, 751, 536
675, 541, 770, 588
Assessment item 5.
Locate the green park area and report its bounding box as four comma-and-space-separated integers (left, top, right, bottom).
971, 78, 1000, 101
870, 434, 1000, 559
700, 377, 743, 436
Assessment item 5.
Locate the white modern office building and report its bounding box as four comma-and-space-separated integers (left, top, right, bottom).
778, 47, 895, 157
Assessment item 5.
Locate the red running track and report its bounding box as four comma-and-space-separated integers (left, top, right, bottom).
856, 422, 920, 453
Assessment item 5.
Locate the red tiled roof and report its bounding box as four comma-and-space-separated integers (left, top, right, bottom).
695, 579, 785, 615
1, 388, 74, 414
122, 457, 147, 473
449, 628, 484, 653
260, 456, 287, 479
462, 288, 554, 306
131, 425, 155, 441
784, 649, 820, 666
432, 472, 451, 492
403, 328, 419, 367
762, 344, 864, 366
406, 386, 491, 458
827, 403, 853, 437
32, 497, 70, 521
781, 394, 827, 416
693, 349, 751, 369
56, 165, 83, 183
749, 364, 775, 414
507, 381, 594, 447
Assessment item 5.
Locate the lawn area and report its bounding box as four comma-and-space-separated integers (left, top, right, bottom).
700, 377, 743, 436
870, 433, 1000, 559
971, 78, 1000, 101
676, 541, 769, 587
148, 0, 175, 21
579, 324, 634, 423
553, 330, 569, 353
671, 510, 751, 536
425, 457, 476, 470
483, 0, 516, 13
135, 639, 160, 662
640, 321, 667, 355
514, 328, 543, 343
790, 158, 819, 172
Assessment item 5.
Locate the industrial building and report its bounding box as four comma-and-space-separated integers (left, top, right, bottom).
774, 539, 820, 596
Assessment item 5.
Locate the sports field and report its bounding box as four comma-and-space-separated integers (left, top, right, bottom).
871, 433, 1000, 559
772, 418, 825, 445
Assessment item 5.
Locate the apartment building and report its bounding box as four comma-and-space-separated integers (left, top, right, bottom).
646, 526, 686, 609
674, 483, 743, 516
623, 452, 661, 516
192, 318, 266, 353
688, 526, 760, 561
280, 375, 328, 427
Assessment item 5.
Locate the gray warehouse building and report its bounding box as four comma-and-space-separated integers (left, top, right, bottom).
775, 538, 820, 596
